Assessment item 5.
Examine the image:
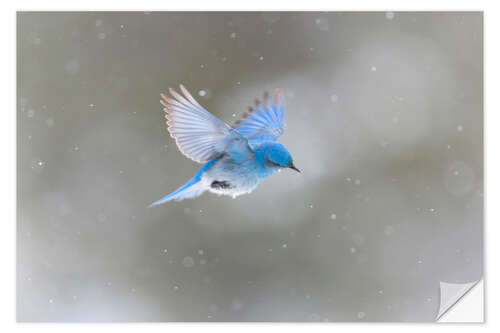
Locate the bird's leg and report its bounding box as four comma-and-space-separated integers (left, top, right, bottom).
210, 180, 233, 190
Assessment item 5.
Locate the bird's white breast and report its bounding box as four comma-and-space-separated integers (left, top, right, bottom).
201, 158, 263, 198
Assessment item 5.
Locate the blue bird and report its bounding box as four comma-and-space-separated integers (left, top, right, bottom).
150, 85, 300, 206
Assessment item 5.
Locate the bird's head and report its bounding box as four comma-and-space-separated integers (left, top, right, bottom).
262, 142, 300, 173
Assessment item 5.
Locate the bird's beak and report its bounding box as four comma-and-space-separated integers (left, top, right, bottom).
289, 164, 301, 173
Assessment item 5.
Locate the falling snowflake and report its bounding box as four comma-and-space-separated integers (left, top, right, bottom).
385, 12, 395, 20
182, 256, 195, 268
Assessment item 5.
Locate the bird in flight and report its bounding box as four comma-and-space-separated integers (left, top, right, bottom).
150, 85, 300, 206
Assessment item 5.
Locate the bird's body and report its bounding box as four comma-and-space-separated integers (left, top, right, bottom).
150, 85, 299, 206
202, 141, 286, 197
203, 154, 264, 197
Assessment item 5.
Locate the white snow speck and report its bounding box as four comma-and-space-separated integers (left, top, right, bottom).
261, 13, 281, 24
385, 12, 395, 20
371, 66, 377, 72
384, 225, 394, 235
330, 94, 339, 103
357, 253, 369, 264
27, 109, 35, 118
308, 313, 321, 321
330, 213, 337, 220
198, 90, 207, 97
97, 213, 107, 222
232, 299, 243, 311
354, 179, 361, 185
65, 59, 80, 75
357, 311, 366, 319
45, 118, 55, 127
282, 243, 287, 248
315, 17, 329, 31
95, 19, 103, 27
230, 32, 237, 39
352, 234, 365, 246
445, 161, 475, 196
457, 125, 464, 132
182, 256, 195, 268
259, 56, 264, 61
98, 32, 106, 40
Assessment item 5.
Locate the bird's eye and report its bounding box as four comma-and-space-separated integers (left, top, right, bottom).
267, 161, 282, 168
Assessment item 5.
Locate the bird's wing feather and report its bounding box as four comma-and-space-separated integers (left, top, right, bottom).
162, 85, 234, 163
233, 89, 285, 146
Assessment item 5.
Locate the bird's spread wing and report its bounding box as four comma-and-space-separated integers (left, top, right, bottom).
233, 89, 285, 146
161, 85, 235, 163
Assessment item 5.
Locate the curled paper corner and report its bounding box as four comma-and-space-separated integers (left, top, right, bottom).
436, 280, 481, 321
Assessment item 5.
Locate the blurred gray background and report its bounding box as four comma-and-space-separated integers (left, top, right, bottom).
17, 12, 483, 322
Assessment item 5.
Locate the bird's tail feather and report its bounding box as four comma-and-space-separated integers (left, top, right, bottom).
149, 158, 219, 207
149, 176, 206, 207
